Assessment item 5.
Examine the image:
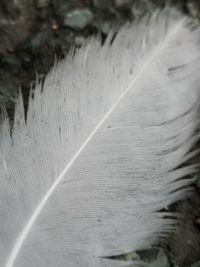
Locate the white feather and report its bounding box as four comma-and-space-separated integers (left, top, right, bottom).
0, 9, 200, 267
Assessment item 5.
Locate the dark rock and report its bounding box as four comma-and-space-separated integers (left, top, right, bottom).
0, 0, 36, 54
27, 28, 51, 55
35, 0, 50, 9
0, 71, 18, 113
191, 262, 200, 267
114, 0, 133, 10
169, 192, 200, 267
92, 0, 113, 10
0, 54, 21, 74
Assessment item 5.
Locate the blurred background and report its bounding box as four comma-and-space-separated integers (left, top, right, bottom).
0, 1, 200, 266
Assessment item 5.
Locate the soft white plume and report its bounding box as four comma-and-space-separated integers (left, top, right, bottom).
0, 9, 200, 267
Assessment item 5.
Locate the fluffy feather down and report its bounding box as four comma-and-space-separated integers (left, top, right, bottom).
0, 9, 200, 267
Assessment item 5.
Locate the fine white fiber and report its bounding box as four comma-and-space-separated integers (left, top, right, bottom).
0, 8, 200, 267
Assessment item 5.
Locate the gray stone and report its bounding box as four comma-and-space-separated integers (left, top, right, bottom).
92, 18, 114, 35
99, 21, 113, 34
64, 8, 94, 29
149, 249, 170, 267
75, 36, 85, 47
131, 0, 156, 18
